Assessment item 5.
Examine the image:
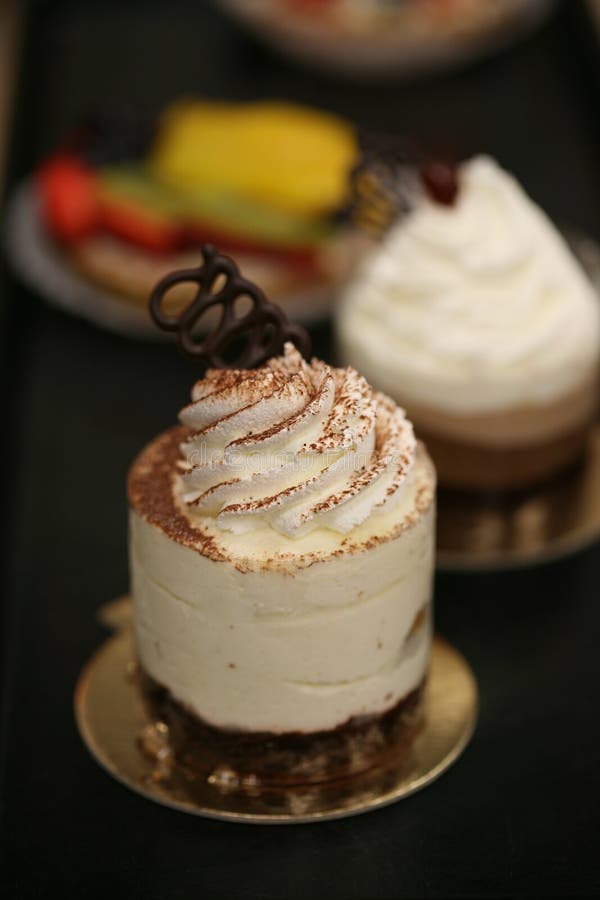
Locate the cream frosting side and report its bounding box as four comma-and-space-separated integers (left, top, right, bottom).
177, 343, 416, 537
338, 155, 600, 415
130, 472, 434, 732
129, 347, 435, 733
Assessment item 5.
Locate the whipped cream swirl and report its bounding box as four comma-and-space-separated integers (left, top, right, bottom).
177, 344, 415, 537
339, 155, 600, 413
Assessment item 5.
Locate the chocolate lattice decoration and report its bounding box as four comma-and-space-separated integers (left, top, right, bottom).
149, 244, 312, 369
349, 131, 460, 235
349, 132, 416, 235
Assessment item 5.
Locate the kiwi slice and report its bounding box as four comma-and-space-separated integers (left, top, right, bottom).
98, 165, 334, 248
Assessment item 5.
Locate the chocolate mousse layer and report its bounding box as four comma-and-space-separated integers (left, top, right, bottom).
138, 667, 425, 787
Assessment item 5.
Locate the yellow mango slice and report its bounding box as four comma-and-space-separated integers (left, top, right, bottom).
149, 100, 357, 219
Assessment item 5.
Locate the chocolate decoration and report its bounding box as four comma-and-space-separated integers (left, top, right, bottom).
349, 131, 461, 233
149, 244, 311, 369
349, 132, 415, 235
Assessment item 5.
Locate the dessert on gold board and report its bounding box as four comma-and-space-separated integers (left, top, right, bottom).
338, 155, 600, 491
128, 245, 436, 785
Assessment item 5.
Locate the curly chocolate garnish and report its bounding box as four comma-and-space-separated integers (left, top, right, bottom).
149, 244, 311, 369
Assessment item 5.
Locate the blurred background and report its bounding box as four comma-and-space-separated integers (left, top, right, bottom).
2, 0, 600, 344
0, 1, 22, 192
1, 0, 597, 190
2, 1, 600, 897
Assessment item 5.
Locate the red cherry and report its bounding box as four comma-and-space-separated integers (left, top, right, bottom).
37, 154, 100, 241
420, 160, 460, 206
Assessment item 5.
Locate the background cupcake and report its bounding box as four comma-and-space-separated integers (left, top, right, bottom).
338, 155, 600, 491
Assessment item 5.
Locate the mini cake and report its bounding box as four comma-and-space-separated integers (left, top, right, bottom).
338, 156, 600, 491
129, 294, 435, 784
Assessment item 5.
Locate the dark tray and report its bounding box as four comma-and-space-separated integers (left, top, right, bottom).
2, 2, 600, 897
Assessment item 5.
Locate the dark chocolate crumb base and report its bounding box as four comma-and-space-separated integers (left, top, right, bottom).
137, 666, 426, 788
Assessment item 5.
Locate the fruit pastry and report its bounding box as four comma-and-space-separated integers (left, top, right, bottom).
35, 100, 360, 321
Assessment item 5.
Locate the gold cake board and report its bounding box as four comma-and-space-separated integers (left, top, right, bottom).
75, 598, 477, 824
437, 425, 600, 571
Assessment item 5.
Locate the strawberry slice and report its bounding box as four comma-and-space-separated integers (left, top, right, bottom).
37, 154, 100, 242
100, 196, 182, 254
184, 223, 319, 270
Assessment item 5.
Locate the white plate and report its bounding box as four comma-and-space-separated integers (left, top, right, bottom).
3, 179, 340, 340
218, 0, 555, 78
